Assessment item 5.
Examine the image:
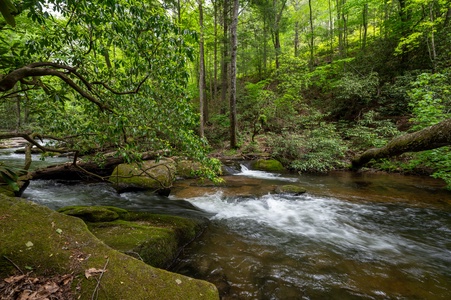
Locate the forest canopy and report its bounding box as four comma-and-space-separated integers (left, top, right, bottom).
1, 0, 451, 188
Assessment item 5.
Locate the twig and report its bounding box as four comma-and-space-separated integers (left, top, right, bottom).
3, 256, 24, 275
91, 257, 109, 300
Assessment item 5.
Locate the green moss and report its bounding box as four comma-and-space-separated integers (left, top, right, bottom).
176, 159, 202, 179
109, 159, 176, 192
0, 195, 218, 299
0, 184, 15, 197
58, 207, 207, 269
252, 159, 285, 172
57, 206, 129, 222
274, 185, 307, 195
88, 220, 177, 268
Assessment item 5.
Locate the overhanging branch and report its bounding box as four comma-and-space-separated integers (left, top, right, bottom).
0, 63, 112, 112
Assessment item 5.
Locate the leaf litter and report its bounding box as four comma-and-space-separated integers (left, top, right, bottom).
0, 273, 74, 300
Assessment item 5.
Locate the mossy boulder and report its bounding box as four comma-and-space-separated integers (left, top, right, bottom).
109, 158, 176, 193
175, 159, 202, 179
58, 206, 129, 222
67, 209, 208, 269
274, 185, 307, 195
0, 195, 218, 299
251, 159, 285, 172
0, 184, 15, 197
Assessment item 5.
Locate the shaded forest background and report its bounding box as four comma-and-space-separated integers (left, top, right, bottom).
1, 0, 451, 188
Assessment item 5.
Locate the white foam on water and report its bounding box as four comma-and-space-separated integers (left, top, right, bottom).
186, 192, 434, 260
234, 164, 298, 182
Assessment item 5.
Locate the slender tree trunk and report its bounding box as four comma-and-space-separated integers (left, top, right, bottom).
272, 0, 287, 69
362, 3, 368, 51
328, 0, 334, 62
198, 0, 206, 138
342, 1, 348, 57
336, 0, 344, 57
445, 7, 451, 27
213, 0, 218, 110
308, 0, 314, 69
15, 95, 21, 130
230, 0, 238, 148
427, 2, 437, 72
220, 0, 229, 115
294, 21, 299, 57
263, 17, 268, 73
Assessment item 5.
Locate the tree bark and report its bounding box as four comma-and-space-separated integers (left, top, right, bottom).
229, 0, 238, 148
362, 3, 368, 51
308, 0, 314, 69
352, 119, 451, 169
220, 0, 229, 115
198, 0, 206, 138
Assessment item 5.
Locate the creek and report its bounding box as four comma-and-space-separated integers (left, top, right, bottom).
2, 147, 451, 299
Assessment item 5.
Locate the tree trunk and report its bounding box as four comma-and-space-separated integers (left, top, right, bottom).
213, 0, 218, 109
362, 3, 368, 51
352, 119, 451, 169
294, 20, 299, 57
308, 0, 314, 69
427, 2, 437, 72
336, 0, 344, 57
198, 0, 206, 138
229, 0, 238, 148
220, 0, 229, 115
328, 0, 334, 62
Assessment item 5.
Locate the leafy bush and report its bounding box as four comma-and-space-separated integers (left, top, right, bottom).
378, 72, 417, 116
408, 70, 451, 130
205, 114, 230, 147
331, 72, 380, 119
344, 110, 400, 150
402, 69, 451, 188
268, 123, 348, 173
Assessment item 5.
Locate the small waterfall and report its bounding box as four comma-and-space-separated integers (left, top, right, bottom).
235, 164, 298, 182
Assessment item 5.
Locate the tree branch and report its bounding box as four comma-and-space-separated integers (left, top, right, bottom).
0, 64, 112, 112
0, 132, 76, 154
91, 75, 149, 95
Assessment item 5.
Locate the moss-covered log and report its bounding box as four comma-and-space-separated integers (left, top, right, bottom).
352, 118, 451, 169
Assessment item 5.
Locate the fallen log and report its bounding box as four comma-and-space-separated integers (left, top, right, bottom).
352, 118, 451, 169
29, 152, 161, 181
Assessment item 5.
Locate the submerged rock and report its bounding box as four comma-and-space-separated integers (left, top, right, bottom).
0, 195, 218, 299
274, 184, 307, 195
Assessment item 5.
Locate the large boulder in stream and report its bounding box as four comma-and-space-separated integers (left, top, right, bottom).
251, 159, 285, 172
58, 205, 208, 269
274, 184, 307, 195
0, 195, 219, 300
109, 158, 176, 194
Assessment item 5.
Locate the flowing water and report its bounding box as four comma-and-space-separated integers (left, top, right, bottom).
168, 167, 451, 299
3, 150, 451, 299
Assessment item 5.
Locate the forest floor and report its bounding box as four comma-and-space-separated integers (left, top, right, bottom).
0, 273, 74, 300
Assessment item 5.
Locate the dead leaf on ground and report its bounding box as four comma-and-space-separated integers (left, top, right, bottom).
85, 268, 107, 279
4, 274, 26, 283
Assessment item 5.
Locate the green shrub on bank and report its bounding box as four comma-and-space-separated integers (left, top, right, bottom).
268, 123, 348, 173
344, 110, 400, 150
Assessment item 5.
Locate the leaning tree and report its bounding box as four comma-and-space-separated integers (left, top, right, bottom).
0, 0, 217, 186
